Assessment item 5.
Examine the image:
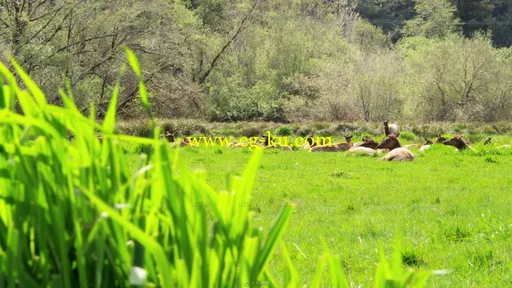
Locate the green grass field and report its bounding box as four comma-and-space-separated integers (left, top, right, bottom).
3, 51, 511, 287
142, 137, 512, 287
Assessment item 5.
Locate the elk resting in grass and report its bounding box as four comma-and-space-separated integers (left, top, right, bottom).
419, 138, 433, 152
346, 146, 376, 156
443, 136, 475, 151
377, 134, 414, 161
302, 134, 318, 149
261, 135, 293, 151
353, 137, 379, 149
309, 135, 353, 152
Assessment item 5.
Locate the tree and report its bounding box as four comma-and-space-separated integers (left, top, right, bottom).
0, 0, 207, 118
403, 0, 461, 38
454, 0, 494, 38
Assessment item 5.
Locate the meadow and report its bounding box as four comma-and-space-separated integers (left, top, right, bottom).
150, 136, 512, 287
2, 51, 511, 287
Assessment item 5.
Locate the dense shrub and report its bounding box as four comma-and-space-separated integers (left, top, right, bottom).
296, 125, 315, 137
275, 125, 292, 136
398, 131, 417, 141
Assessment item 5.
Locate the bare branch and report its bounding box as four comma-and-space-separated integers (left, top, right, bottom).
198, 1, 260, 84
17, 5, 65, 50
47, 34, 118, 58
0, 17, 9, 28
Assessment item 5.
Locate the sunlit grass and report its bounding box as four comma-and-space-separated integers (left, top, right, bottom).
0, 51, 432, 287
170, 142, 512, 287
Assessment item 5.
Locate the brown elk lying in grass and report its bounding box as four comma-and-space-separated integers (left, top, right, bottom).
443, 136, 475, 151
301, 134, 318, 149
417, 135, 447, 152
376, 134, 414, 161
261, 135, 293, 151
346, 146, 376, 156
163, 131, 195, 148
436, 135, 447, 143
309, 135, 352, 152
418, 138, 433, 152
347, 137, 379, 155
353, 137, 379, 149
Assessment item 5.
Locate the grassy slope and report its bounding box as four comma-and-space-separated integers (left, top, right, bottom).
128, 137, 512, 287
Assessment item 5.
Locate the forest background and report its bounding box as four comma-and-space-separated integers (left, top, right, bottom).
1, 0, 512, 123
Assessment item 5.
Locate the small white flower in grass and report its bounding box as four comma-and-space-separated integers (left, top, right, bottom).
115, 203, 131, 209
101, 212, 108, 218
129, 266, 147, 286
126, 240, 134, 247
432, 269, 452, 275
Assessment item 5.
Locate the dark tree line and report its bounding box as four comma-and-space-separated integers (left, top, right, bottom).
355, 0, 512, 47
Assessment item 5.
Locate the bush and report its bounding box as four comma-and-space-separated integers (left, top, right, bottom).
399, 131, 417, 141
241, 125, 263, 137
317, 128, 334, 137
295, 125, 313, 137
275, 125, 292, 136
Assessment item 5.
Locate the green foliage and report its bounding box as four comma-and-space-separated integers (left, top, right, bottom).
403, 0, 461, 38
1, 0, 512, 123
352, 19, 390, 49
398, 33, 511, 122
296, 125, 315, 137
374, 241, 431, 287
1, 0, 512, 122
134, 143, 152, 154
399, 131, 417, 141
275, 126, 292, 136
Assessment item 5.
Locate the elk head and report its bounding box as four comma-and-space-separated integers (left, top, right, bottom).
443, 136, 470, 150
359, 137, 379, 149
383, 120, 390, 137
436, 135, 446, 143
165, 131, 175, 142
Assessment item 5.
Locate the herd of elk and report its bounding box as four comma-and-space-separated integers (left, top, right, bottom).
151, 121, 504, 159
309, 136, 353, 152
